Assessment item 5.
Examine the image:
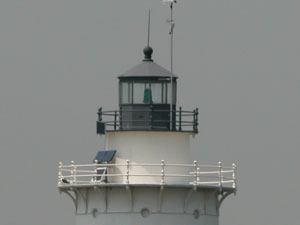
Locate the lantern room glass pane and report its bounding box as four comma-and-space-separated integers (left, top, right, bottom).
167, 81, 176, 104
120, 81, 132, 104
133, 83, 145, 104
120, 82, 128, 104
120, 80, 176, 105
151, 83, 163, 104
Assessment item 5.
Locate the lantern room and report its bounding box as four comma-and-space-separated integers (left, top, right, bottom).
119, 47, 177, 106
118, 46, 177, 131
96, 46, 198, 134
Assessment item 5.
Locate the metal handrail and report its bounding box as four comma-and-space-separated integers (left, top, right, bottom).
57, 161, 237, 192
97, 107, 198, 133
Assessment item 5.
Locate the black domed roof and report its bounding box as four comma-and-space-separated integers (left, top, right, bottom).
118, 46, 178, 79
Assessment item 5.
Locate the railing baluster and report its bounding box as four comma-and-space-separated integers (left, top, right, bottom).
193, 160, 197, 186
119, 107, 122, 131
71, 161, 75, 184
150, 105, 153, 130
93, 160, 98, 183
195, 108, 199, 133
161, 160, 165, 185
192, 109, 196, 132
114, 111, 117, 131
218, 162, 223, 193
179, 107, 182, 131
58, 162, 63, 185
97, 107, 102, 121
126, 160, 130, 185
232, 163, 237, 192
197, 167, 200, 184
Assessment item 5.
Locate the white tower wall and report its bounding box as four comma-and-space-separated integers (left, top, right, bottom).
105, 131, 194, 184
105, 131, 193, 163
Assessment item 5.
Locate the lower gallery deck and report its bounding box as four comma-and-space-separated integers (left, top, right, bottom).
57, 159, 236, 225
59, 185, 234, 225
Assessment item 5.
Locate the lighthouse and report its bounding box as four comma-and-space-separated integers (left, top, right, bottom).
57, 12, 237, 225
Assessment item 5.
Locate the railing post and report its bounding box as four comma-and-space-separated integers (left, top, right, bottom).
58, 162, 63, 185
193, 160, 197, 187
97, 107, 102, 121
193, 109, 196, 132
93, 160, 98, 183
197, 167, 200, 184
71, 161, 75, 184
218, 162, 223, 193
196, 108, 199, 132
179, 107, 182, 131
114, 110, 117, 131
161, 160, 165, 185
150, 105, 153, 130
126, 160, 130, 185
232, 163, 237, 193
119, 107, 122, 131
194, 108, 199, 133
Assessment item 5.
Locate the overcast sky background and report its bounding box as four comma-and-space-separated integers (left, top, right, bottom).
0, 0, 299, 225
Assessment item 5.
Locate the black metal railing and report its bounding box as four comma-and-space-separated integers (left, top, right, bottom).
97, 107, 198, 134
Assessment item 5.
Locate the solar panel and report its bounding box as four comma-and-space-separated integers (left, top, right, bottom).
94, 151, 106, 163
94, 150, 117, 163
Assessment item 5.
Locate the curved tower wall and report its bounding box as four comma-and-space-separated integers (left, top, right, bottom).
105, 131, 194, 184
106, 131, 192, 163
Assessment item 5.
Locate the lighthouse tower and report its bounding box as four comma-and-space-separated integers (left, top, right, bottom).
57, 16, 237, 225
57, 45, 237, 224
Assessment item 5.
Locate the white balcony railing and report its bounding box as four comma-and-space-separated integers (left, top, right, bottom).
57, 161, 237, 191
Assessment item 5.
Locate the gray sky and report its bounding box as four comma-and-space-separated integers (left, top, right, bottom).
1, 0, 299, 224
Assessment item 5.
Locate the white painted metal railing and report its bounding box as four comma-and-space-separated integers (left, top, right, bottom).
57, 160, 237, 190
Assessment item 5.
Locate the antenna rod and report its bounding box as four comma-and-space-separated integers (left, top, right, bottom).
163, 0, 176, 131
147, 10, 151, 47
170, 2, 174, 131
